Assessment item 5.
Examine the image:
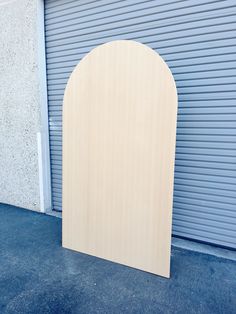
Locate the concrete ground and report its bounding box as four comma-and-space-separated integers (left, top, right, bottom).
0, 203, 235, 314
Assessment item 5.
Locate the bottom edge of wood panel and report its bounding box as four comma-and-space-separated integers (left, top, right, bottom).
62, 242, 170, 279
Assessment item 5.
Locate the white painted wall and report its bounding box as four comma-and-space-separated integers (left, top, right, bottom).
0, 0, 51, 212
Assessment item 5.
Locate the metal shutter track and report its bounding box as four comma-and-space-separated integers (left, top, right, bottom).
45, 0, 236, 249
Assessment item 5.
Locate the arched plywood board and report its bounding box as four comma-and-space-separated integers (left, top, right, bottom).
63, 40, 177, 278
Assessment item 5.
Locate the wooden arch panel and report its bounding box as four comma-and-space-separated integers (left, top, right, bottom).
63, 40, 177, 278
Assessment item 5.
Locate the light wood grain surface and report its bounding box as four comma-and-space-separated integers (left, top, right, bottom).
62, 40, 177, 278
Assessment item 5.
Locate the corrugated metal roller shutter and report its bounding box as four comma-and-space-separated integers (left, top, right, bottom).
45, 0, 236, 249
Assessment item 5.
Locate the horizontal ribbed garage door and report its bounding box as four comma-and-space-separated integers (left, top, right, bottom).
45, 0, 236, 249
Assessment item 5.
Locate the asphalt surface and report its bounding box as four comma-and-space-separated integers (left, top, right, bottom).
1, 203, 235, 314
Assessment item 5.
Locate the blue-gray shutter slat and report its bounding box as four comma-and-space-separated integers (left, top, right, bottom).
45, 0, 236, 249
